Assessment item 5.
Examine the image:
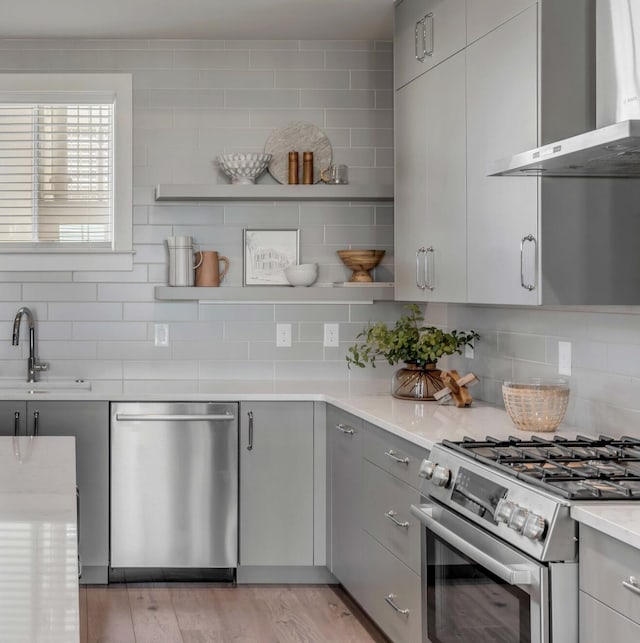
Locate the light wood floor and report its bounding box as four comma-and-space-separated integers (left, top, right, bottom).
79, 584, 389, 643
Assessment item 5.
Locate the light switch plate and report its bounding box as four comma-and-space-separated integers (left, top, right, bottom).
154, 323, 169, 347
465, 344, 474, 359
558, 341, 571, 376
276, 323, 292, 347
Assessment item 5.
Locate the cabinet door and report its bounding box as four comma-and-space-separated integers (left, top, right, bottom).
27, 400, 109, 584
394, 0, 466, 90
239, 402, 314, 566
466, 0, 537, 44
395, 51, 466, 303
580, 592, 640, 643
327, 406, 365, 600
0, 401, 26, 436
466, 6, 539, 305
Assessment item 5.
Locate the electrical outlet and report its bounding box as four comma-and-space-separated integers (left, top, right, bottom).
465, 344, 474, 359
324, 323, 339, 348
154, 323, 169, 347
558, 341, 571, 376
276, 323, 292, 347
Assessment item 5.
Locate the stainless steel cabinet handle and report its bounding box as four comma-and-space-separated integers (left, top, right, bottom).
336, 423, 355, 435
14, 411, 20, 437
424, 12, 434, 57
410, 504, 534, 585
415, 19, 426, 62
385, 449, 409, 465
416, 247, 427, 290
385, 594, 410, 616
424, 246, 435, 291
623, 576, 640, 596
247, 411, 254, 451
114, 413, 235, 421
385, 510, 411, 529
32, 410, 39, 437
520, 234, 537, 291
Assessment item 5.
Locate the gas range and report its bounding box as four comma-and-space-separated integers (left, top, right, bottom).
417, 435, 638, 565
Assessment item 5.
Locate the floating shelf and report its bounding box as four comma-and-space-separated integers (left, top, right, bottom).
154, 284, 394, 304
154, 184, 394, 202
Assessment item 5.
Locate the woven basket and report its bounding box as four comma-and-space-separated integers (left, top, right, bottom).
502, 381, 569, 432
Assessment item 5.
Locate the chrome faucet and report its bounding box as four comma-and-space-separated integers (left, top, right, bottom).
12, 307, 48, 383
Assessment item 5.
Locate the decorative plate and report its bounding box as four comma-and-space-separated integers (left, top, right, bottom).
264, 121, 332, 184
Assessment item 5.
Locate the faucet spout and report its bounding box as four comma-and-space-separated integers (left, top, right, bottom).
11, 307, 47, 383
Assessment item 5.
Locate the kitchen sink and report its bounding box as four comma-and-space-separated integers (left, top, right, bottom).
0, 379, 92, 394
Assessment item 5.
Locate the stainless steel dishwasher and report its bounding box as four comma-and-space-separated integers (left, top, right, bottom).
110, 402, 238, 576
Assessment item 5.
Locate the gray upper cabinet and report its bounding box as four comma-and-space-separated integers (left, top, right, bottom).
466, 0, 536, 44
239, 402, 314, 567
327, 406, 365, 601
25, 400, 109, 584
394, 0, 465, 90
395, 49, 467, 302
466, 6, 539, 305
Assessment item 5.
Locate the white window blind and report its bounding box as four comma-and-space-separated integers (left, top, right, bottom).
0, 102, 114, 247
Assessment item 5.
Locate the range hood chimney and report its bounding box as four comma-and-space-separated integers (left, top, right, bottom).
491, 0, 640, 177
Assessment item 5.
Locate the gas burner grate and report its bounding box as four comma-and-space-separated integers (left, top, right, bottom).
443, 435, 640, 499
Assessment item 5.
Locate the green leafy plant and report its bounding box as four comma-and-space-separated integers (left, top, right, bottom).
346, 304, 479, 369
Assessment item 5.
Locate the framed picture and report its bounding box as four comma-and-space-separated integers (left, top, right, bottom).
243, 228, 300, 286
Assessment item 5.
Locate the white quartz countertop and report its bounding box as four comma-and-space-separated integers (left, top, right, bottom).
0, 436, 79, 643
571, 504, 640, 550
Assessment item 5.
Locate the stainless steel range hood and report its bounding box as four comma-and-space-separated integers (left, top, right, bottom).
491, 0, 640, 178
490, 120, 640, 177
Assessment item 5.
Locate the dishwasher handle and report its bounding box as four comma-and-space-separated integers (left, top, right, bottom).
114, 413, 235, 422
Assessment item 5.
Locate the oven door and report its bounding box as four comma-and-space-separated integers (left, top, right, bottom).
411, 501, 548, 643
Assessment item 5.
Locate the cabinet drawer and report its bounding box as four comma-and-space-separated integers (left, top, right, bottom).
363, 422, 428, 490
359, 531, 422, 643
580, 525, 640, 625
580, 592, 640, 643
363, 460, 421, 574
394, 0, 465, 90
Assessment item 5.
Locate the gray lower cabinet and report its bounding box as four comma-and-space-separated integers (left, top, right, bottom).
579, 525, 640, 628
580, 592, 640, 642
327, 406, 365, 601
0, 400, 109, 584
239, 402, 314, 567
328, 406, 427, 642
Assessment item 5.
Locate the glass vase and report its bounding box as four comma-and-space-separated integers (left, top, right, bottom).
391, 362, 445, 401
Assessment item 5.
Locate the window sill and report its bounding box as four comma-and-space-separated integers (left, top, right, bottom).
0, 252, 134, 272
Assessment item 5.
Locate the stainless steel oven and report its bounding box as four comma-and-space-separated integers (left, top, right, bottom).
411, 500, 577, 643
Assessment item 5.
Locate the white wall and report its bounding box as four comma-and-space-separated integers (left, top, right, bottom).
0, 38, 402, 394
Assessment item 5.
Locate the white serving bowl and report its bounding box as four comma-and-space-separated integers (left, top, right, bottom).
216, 153, 272, 184
285, 263, 318, 287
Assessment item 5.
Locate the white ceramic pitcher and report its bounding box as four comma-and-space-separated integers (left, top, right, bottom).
167, 236, 202, 286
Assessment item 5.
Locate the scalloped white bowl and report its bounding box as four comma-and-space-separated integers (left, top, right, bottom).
285, 263, 318, 287
216, 153, 272, 184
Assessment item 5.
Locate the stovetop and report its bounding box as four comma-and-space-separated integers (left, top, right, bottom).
442, 434, 640, 500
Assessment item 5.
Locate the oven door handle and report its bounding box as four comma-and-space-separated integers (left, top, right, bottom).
410, 505, 533, 586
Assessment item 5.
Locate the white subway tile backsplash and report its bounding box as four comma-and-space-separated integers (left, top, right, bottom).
250, 51, 323, 70
124, 302, 199, 322
49, 303, 122, 321
173, 340, 249, 360
174, 50, 251, 70
22, 283, 97, 302
97, 284, 157, 302
300, 89, 374, 109
198, 70, 275, 89
123, 360, 198, 380
276, 70, 349, 89
73, 322, 148, 341
325, 51, 392, 70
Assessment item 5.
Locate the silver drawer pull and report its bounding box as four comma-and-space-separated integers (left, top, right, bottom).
385, 593, 410, 616
623, 576, 640, 596
336, 423, 355, 435
385, 449, 409, 465
385, 510, 410, 529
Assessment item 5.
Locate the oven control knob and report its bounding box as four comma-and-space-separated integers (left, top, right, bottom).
431, 465, 451, 488
508, 506, 529, 533
418, 459, 436, 480
494, 498, 516, 524
522, 513, 546, 541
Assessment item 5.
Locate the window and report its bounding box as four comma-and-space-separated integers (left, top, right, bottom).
0, 74, 132, 270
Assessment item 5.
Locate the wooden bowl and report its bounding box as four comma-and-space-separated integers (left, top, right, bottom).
337, 250, 385, 282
